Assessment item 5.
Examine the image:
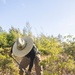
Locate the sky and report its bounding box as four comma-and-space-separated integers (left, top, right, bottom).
0, 0, 75, 37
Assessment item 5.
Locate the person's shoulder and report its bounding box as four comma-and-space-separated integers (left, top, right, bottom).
33, 44, 36, 47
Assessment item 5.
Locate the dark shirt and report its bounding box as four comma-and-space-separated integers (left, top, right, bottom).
10, 44, 37, 72
25, 46, 36, 72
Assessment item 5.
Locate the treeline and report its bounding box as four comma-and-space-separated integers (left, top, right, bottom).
0, 25, 75, 75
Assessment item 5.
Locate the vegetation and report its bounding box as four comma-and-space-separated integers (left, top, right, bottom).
0, 25, 75, 75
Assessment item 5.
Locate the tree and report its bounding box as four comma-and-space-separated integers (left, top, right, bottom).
0, 32, 8, 48
0, 26, 4, 33
7, 27, 22, 47
23, 22, 32, 36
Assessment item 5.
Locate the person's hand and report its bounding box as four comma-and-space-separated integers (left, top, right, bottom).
9, 52, 12, 57
26, 71, 31, 75
36, 54, 41, 62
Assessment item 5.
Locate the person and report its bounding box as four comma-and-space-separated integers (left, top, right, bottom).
9, 36, 43, 75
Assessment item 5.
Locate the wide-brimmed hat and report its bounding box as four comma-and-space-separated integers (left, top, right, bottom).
12, 36, 33, 57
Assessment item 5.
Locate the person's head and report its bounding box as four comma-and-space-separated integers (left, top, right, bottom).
12, 36, 33, 57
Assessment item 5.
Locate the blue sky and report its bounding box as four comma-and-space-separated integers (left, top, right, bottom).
0, 0, 75, 36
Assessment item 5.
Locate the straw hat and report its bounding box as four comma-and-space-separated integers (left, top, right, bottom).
12, 36, 33, 57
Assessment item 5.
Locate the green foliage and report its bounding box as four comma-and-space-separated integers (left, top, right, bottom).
0, 26, 4, 33
0, 50, 19, 75
7, 27, 22, 46
23, 22, 32, 36
0, 26, 75, 75
35, 34, 62, 56
44, 70, 50, 75
0, 32, 8, 48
